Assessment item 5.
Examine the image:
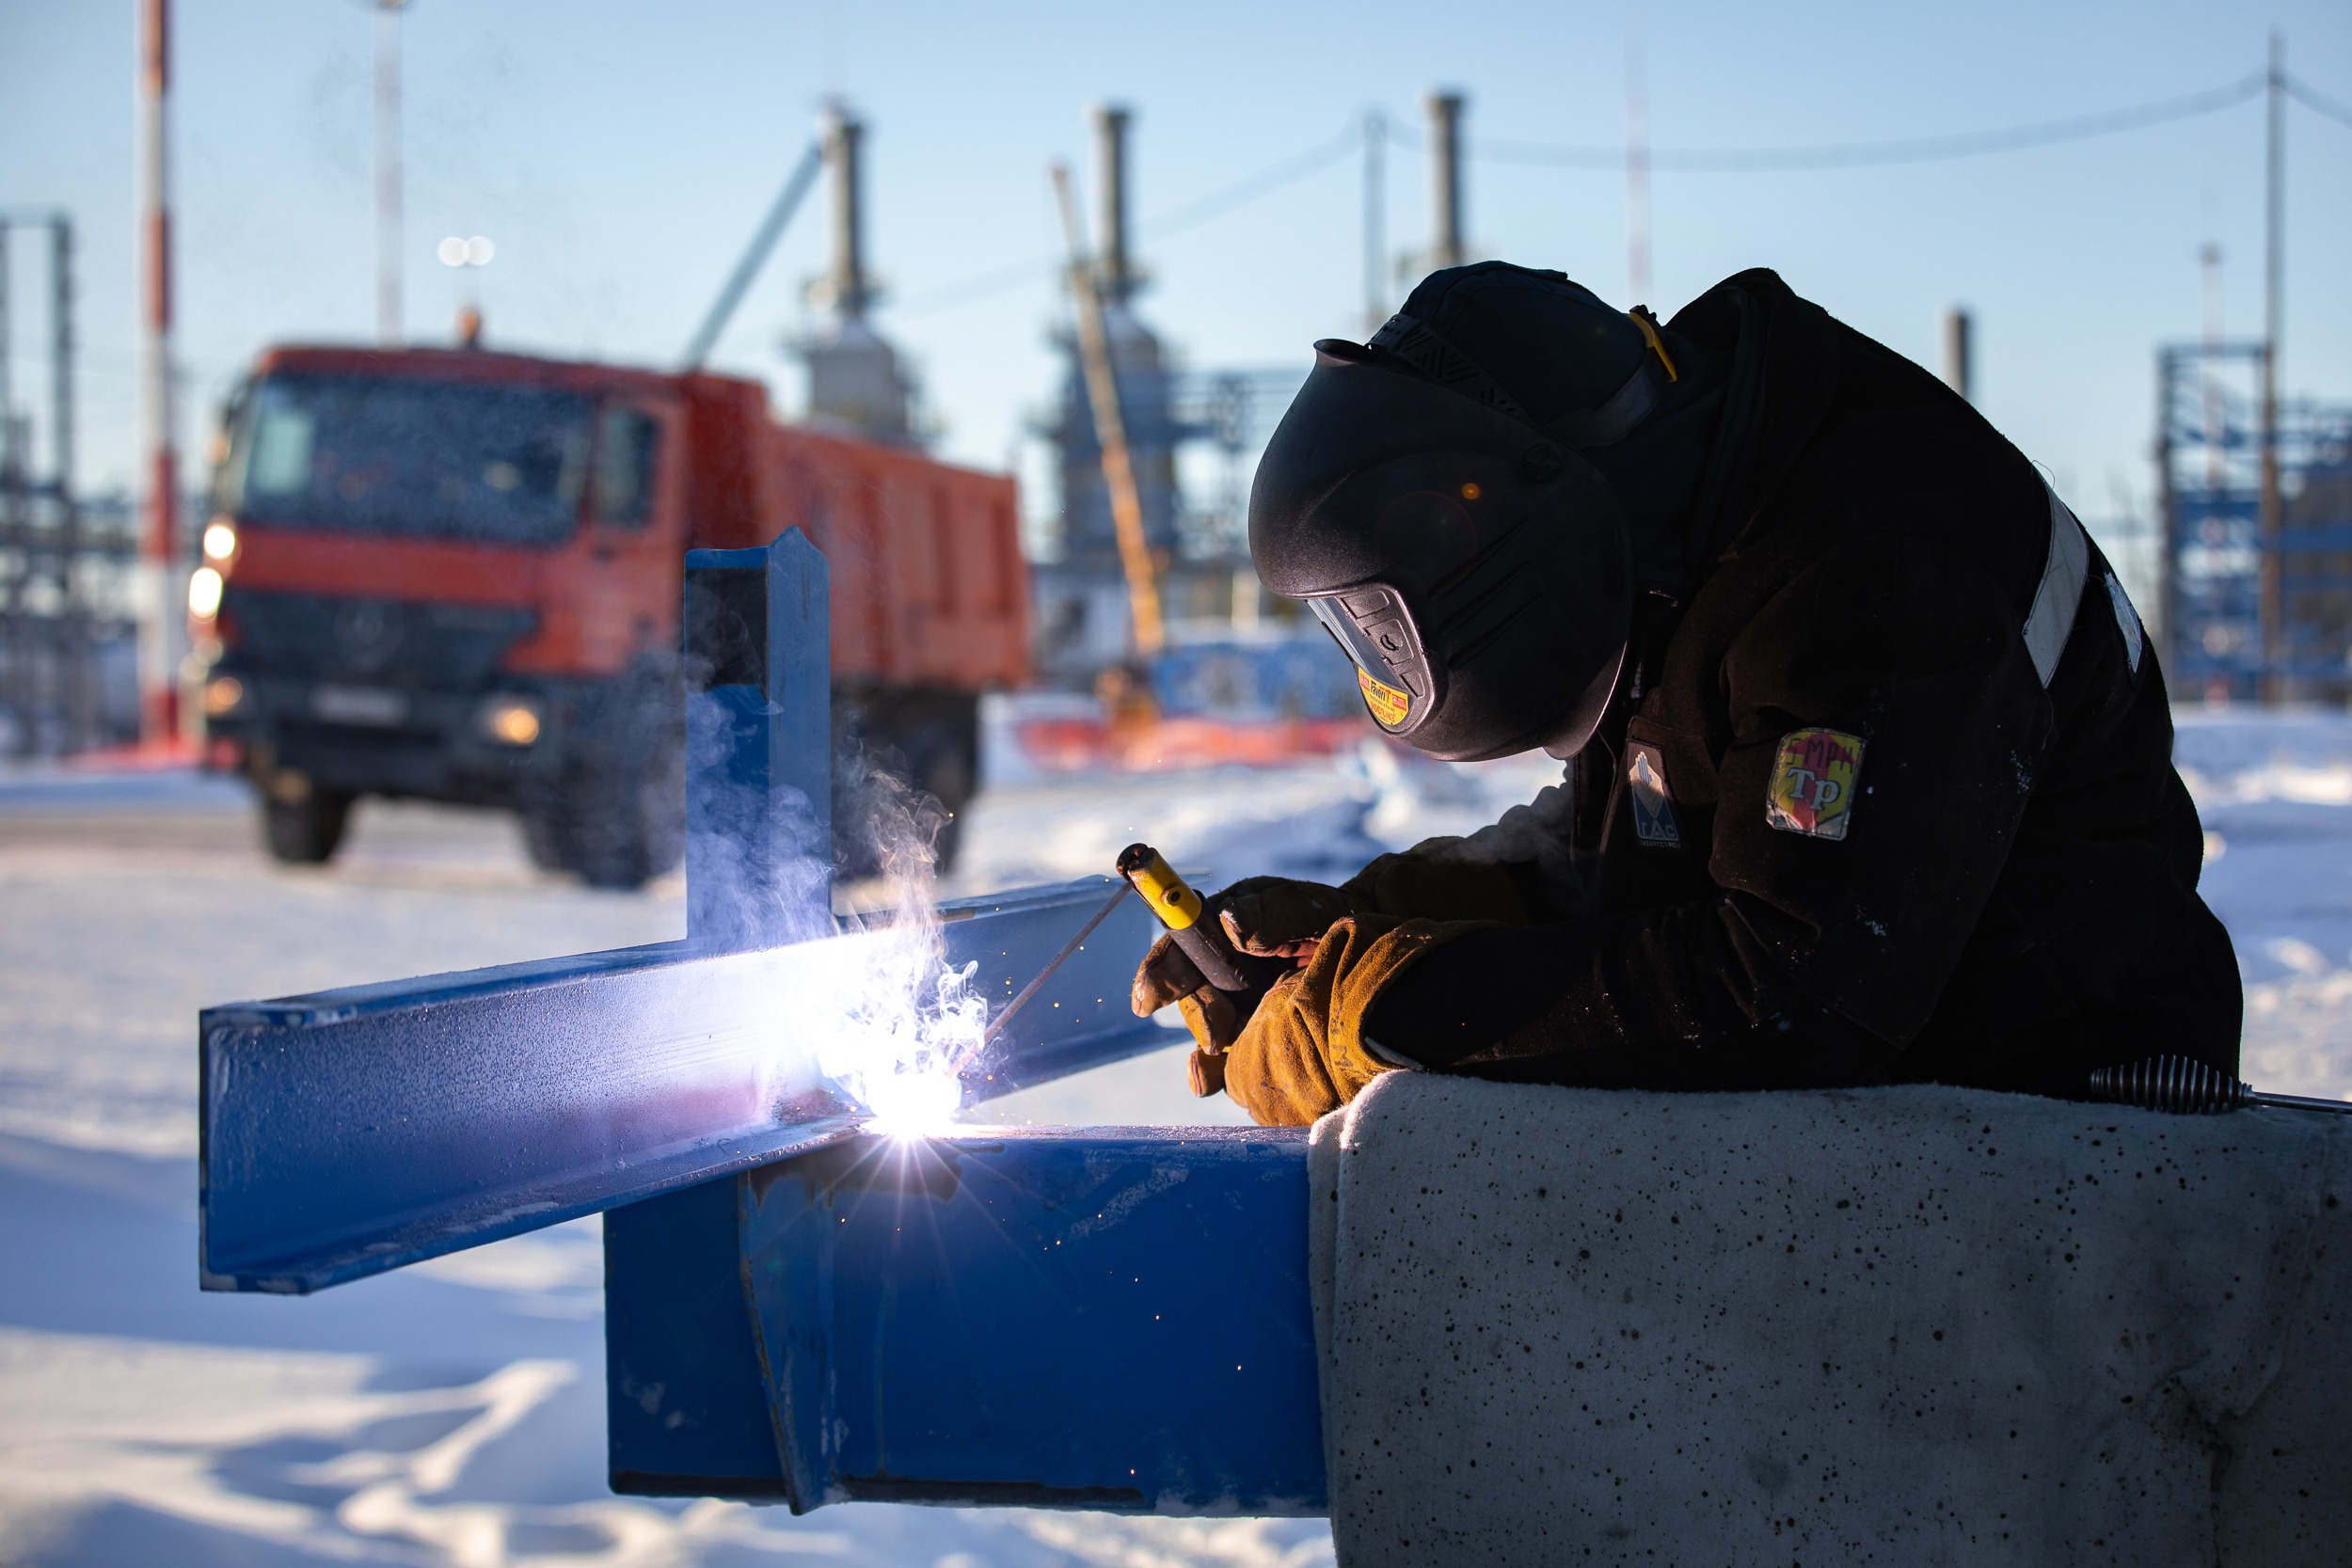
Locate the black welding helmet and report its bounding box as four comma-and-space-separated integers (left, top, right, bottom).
1251, 264, 1678, 761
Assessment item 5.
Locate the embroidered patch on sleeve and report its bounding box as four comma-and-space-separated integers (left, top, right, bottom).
1626, 742, 1681, 849
1766, 728, 1866, 841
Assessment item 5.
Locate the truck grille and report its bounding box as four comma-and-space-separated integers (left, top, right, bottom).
222, 588, 537, 692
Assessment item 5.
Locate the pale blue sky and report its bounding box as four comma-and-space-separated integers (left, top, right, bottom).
5, 0, 2349, 560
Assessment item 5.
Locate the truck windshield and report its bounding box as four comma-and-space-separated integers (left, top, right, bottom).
224, 373, 593, 545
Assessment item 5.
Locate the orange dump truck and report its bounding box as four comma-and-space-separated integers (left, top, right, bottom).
191, 345, 1026, 885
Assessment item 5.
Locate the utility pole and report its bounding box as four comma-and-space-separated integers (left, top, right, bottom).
1425, 91, 1464, 272
2258, 30, 2285, 705
1363, 107, 1386, 337
138, 0, 179, 743
374, 0, 407, 345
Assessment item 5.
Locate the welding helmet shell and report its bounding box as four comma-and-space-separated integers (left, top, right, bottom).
1250, 337, 1635, 762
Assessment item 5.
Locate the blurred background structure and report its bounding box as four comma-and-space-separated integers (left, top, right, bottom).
3, 4, 2351, 768
0, 210, 142, 755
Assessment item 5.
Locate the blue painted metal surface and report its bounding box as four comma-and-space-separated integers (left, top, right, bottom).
199, 880, 1177, 1293
607, 1178, 791, 1497
739, 1129, 1324, 1513
198, 525, 1327, 1521
201, 523, 1174, 1294
684, 533, 833, 950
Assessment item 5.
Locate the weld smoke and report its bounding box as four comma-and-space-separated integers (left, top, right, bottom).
818, 746, 987, 1132
683, 696, 983, 1132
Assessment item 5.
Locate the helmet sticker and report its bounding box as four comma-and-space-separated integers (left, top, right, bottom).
1310, 587, 1432, 735
1357, 667, 1412, 728
1766, 728, 1866, 841
1626, 742, 1681, 849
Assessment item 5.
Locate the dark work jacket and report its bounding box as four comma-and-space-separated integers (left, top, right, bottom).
1369, 269, 2241, 1099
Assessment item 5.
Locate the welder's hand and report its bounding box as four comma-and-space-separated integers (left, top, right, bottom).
1342, 844, 1534, 927
1130, 877, 1368, 1083
1222, 913, 1493, 1127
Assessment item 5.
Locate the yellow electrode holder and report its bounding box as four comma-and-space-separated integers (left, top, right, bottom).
1116, 843, 1203, 931
1628, 306, 1679, 382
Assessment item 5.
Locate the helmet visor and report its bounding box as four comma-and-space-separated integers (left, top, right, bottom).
1308, 584, 1431, 733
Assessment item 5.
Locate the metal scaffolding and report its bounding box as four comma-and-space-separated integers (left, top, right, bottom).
2158, 338, 2352, 703
0, 211, 138, 755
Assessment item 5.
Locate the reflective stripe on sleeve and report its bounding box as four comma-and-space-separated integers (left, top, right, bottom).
2023, 482, 2090, 688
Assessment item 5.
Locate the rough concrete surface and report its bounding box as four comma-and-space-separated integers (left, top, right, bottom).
1312, 1073, 2349, 1567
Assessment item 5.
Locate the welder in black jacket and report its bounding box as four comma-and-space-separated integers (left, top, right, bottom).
1132, 263, 2240, 1127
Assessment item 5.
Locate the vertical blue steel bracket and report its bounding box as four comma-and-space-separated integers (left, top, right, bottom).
685, 531, 833, 948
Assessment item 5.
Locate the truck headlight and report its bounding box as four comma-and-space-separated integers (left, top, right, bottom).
187, 566, 224, 619
478, 695, 543, 746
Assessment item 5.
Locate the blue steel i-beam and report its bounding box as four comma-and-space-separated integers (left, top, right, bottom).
196, 528, 1322, 1515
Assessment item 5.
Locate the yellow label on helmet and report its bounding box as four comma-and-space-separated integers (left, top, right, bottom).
1357, 666, 1412, 728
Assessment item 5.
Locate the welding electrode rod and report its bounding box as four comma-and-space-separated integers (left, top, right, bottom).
979, 880, 1135, 1048
1117, 843, 1253, 993
2088, 1054, 2352, 1116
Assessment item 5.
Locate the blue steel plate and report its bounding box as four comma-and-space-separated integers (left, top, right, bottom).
739, 1127, 1325, 1514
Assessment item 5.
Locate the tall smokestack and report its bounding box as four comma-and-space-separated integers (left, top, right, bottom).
1093, 103, 1133, 305
1426, 89, 1465, 272
138, 0, 180, 743
802, 102, 909, 442
821, 104, 871, 320
1942, 307, 1973, 404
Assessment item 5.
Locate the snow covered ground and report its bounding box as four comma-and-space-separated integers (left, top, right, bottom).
2171, 708, 2352, 1103
0, 713, 2342, 1565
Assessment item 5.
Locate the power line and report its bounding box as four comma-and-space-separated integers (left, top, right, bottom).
889, 64, 2347, 318
896, 128, 1358, 317
1137, 128, 1357, 241
2285, 74, 2352, 131
1422, 71, 2264, 172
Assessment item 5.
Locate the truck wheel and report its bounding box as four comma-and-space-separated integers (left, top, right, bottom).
518, 804, 570, 872
557, 713, 685, 892
262, 789, 354, 864
833, 690, 979, 879
922, 729, 977, 874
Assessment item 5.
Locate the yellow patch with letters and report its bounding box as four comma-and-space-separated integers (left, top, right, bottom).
1356, 667, 1412, 728
1766, 728, 1865, 841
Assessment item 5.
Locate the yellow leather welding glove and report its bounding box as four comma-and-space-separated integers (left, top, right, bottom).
1130, 877, 1369, 1060
1222, 913, 1495, 1127
1342, 842, 1534, 927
